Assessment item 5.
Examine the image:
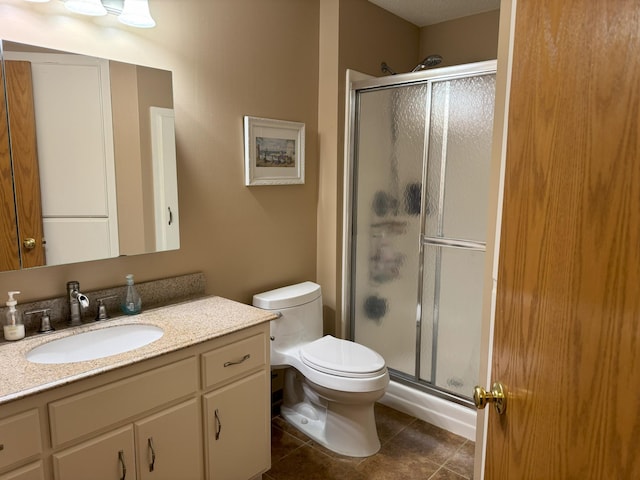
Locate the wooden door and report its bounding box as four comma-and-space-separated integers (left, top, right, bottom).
5, 60, 45, 268
0, 62, 20, 271
485, 0, 640, 477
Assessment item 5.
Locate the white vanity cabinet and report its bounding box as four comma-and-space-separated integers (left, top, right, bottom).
52, 399, 201, 480
0, 462, 45, 480
0, 322, 270, 480
52, 425, 135, 480
201, 333, 270, 480
0, 410, 44, 480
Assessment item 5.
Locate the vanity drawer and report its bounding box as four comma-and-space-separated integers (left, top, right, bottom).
49, 356, 198, 447
0, 410, 42, 470
202, 333, 266, 389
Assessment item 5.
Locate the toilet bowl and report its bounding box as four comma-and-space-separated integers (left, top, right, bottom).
253, 281, 389, 457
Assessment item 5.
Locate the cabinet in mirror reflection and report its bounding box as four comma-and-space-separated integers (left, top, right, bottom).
0, 40, 180, 272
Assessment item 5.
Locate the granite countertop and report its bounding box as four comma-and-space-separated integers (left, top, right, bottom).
0, 296, 275, 405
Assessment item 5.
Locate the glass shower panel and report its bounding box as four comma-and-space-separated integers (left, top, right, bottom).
420, 246, 485, 398
420, 73, 494, 401
424, 74, 495, 242
352, 84, 428, 375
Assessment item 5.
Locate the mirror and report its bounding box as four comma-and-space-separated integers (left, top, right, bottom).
0, 40, 179, 272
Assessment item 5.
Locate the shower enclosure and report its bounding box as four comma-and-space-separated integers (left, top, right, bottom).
344, 61, 496, 408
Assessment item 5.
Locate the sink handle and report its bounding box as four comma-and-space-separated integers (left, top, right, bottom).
25, 309, 55, 334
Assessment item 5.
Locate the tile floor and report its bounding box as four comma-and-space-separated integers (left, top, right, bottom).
266, 403, 475, 480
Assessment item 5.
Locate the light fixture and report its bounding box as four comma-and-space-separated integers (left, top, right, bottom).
118, 0, 155, 28
21, 0, 156, 28
64, 0, 107, 16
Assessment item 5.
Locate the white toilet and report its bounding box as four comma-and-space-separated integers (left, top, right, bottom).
253, 281, 389, 457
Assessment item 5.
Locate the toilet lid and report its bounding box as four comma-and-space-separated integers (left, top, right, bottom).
300, 336, 386, 378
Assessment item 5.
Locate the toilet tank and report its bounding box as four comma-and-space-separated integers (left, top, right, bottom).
253, 282, 323, 355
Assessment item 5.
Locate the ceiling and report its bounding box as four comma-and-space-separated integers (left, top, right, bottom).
368, 0, 500, 27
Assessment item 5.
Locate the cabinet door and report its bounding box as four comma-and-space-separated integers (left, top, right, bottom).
0, 410, 42, 471
52, 426, 134, 480
0, 462, 44, 480
135, 399, 202, 480
204, 370, 270, 480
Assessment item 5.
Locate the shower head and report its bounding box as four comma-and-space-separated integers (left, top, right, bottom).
381, 62, 396, 75
412, 54, 443, 72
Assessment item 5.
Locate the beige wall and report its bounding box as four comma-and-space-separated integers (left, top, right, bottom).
317, 0, 419, 335
0, 0, 319, 306
420, 10, 500, 67
111, 63, 174, 255
0, 0, 499, 334
111, 61, 146, 255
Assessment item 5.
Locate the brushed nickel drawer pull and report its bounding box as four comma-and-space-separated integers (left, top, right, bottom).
148, 437, 156, 472
118, 450, 127, 480
224, 354, 250, 367
214, 408, 222, 440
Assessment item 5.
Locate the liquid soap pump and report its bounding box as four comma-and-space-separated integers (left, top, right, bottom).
121, 274, 142, 315
4, 291, 25, 341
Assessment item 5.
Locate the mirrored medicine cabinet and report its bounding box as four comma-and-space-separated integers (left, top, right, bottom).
0, 40, 179, 272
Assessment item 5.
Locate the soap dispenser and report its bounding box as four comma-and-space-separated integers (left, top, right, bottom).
121, 274, 142, 315
4, 291, 25, 341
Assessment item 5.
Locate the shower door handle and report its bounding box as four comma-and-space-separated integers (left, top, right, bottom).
473, 382, 507, 415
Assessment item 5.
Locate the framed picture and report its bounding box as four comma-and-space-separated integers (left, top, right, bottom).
243, 116, 305, 186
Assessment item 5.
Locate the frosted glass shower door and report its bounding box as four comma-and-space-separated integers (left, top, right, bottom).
349, 65, 496, 403
351, 84, 428, 375
420, 74, 496, 399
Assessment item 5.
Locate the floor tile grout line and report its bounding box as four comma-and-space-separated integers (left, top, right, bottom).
440, 439, 473, 479
378, 416, 418, 448
270, 424, 313, 465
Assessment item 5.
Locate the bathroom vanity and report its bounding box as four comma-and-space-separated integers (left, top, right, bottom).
0, 297, 274, 480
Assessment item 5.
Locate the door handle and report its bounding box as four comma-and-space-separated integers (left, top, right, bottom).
23, 238, 36, 250
473, 382, 507, 415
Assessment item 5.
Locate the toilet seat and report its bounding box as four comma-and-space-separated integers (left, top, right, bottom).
300, 336, 386, 378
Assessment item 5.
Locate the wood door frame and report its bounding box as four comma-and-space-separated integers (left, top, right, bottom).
474, 0, 517, 478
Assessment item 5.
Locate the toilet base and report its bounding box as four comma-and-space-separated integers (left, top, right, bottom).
280, 369, 384, 457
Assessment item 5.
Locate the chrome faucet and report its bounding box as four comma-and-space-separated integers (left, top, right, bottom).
67, 281, 89, 326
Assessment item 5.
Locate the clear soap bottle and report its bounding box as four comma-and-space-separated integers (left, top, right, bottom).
4, 291, 25, 341
121, 274, 142, 315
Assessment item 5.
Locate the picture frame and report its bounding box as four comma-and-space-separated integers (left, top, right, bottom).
243, 116, 305, 186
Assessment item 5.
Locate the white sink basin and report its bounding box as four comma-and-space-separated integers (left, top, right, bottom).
26, 324, 164, 364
